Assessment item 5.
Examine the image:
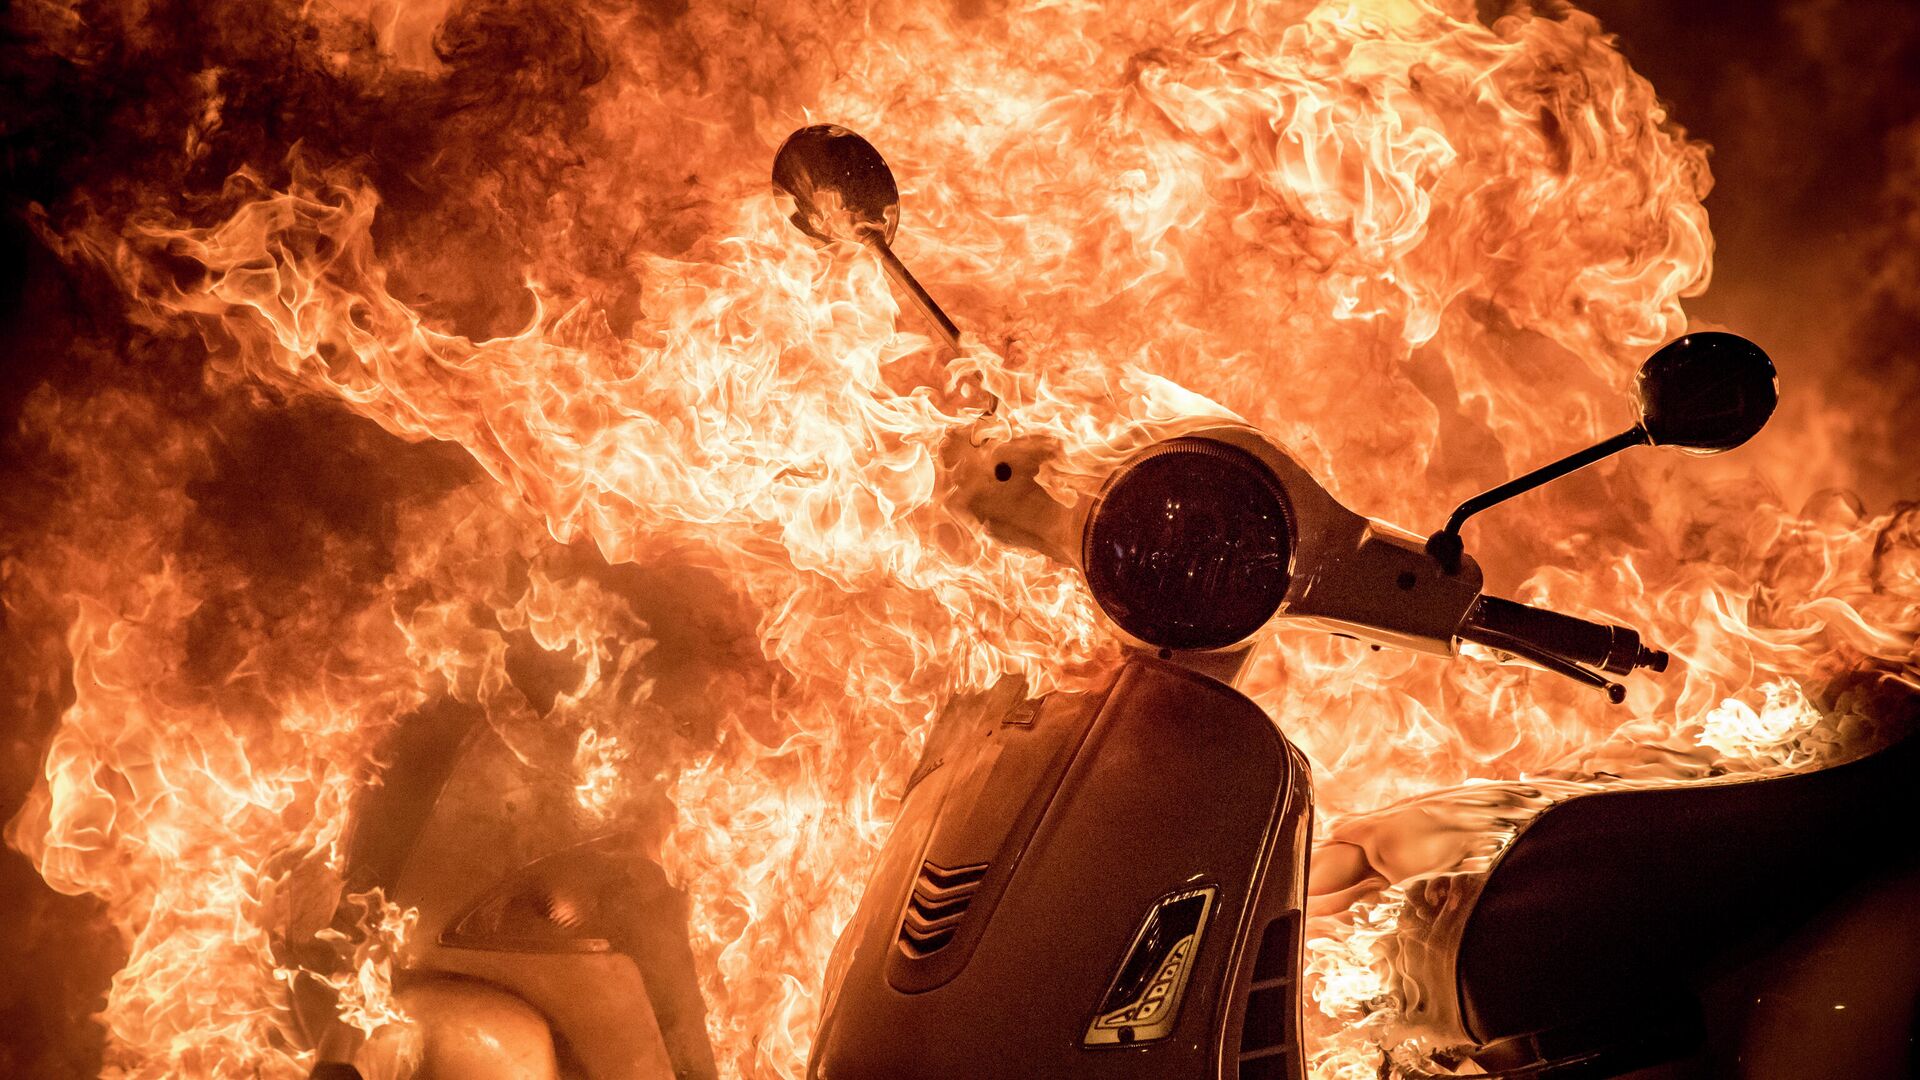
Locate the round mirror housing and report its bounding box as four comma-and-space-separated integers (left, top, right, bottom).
771, 124, 900, 246
1635, 332, 1778, 453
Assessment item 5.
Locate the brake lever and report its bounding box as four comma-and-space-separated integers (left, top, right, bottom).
1459, 623, 1629, 704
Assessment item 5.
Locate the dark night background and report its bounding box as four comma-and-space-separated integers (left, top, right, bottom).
2, 0, 1918, 1074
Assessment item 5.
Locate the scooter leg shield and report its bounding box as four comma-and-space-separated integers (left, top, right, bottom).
810, 657, 1314, 1080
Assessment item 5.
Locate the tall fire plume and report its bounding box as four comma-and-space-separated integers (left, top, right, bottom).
1, 0, 1917, 1077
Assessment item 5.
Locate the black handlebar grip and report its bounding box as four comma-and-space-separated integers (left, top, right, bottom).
1471, 596, 1647, 675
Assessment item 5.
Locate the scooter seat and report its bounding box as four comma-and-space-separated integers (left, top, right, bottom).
1450, 692, 1920, 1047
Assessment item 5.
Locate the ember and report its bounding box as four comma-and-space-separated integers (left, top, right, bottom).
1, 1, 1916, 1079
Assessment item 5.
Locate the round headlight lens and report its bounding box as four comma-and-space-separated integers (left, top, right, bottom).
1082, 438, 1292, 651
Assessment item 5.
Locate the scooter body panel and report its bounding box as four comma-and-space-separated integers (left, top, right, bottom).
811, 658, 1312, 1080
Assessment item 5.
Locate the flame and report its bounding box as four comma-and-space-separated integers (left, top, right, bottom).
1697, 679, 1824, 766
2, 0, 1918, 1078
314, 889, 419, 1038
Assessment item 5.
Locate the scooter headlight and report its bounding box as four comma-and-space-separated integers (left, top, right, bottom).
1082, 437, 1293, 651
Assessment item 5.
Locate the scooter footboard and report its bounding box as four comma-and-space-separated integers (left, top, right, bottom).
811, 658, 1313, 1080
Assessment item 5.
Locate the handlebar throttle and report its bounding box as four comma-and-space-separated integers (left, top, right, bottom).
1458, 596, 1668, 703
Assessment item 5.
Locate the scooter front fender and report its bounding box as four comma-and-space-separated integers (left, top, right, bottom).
327, 977, 561, 1080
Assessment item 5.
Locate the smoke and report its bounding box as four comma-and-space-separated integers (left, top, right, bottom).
1580, 0, 1920, 506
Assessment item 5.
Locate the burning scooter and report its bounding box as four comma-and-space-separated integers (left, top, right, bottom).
775, 125, 1920, 1080
303, 124, 1917, 1080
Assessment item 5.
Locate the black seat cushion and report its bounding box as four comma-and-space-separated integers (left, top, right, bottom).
1456, 692, 1920, 1043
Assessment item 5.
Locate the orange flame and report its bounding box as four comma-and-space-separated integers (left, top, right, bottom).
2, 1, 1917, 1078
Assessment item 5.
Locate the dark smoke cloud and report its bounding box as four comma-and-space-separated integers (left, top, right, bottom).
1579, 0, 1920, 504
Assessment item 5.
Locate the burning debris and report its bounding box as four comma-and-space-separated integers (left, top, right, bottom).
0, 1, 1916, 1078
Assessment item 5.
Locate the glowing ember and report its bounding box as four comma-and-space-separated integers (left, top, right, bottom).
0, 1, 1916, 1078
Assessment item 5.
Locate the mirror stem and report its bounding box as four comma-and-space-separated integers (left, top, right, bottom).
1427, 426, 1649, 573
865, 235, 963, 354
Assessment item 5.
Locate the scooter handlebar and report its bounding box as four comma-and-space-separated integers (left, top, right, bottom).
1457, 596, 1668, 702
